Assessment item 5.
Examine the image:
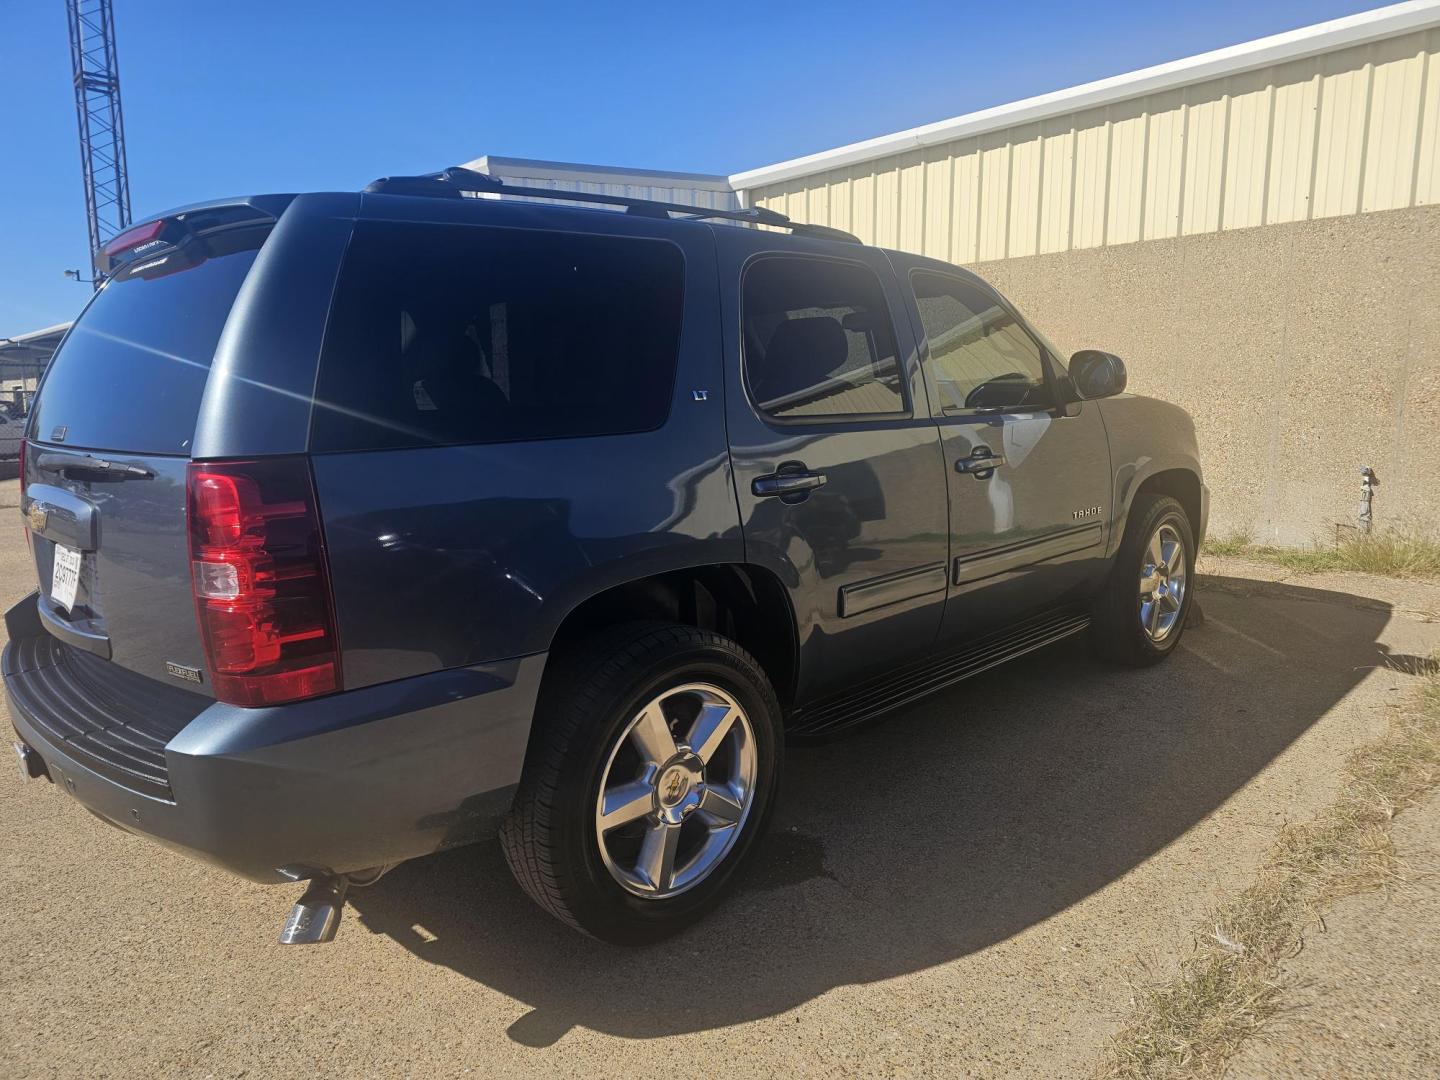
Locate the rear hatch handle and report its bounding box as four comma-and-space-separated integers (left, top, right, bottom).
35, 452, 154, 481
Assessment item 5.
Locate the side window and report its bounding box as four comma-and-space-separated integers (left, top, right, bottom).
312, 221, 685, 451
742, 256, 905, 420
911, 271, 1050, 413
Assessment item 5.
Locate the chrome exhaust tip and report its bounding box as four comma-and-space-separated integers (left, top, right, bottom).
13, 741, 48, 782
278, 875, 349, 945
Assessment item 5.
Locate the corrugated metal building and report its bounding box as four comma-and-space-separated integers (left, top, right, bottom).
724, 1, 1440, 544
735, 3, 1439, 260
460, 155, 740, 211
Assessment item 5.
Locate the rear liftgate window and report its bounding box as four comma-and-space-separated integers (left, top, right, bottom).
312, 221, 686, 451
28, 229, 265, 455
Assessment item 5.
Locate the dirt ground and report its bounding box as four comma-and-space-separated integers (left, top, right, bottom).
2, 474, 1437, 1078
1229, 790, 1440, 1079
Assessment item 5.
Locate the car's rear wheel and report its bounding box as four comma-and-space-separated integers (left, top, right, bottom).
1091, 493, 1195, 666
500, 623, 782, 943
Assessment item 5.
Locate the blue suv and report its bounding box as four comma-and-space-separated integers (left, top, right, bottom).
5, 168, 1206, 944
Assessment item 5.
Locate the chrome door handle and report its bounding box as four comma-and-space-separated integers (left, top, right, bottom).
955, 450, 1006, 474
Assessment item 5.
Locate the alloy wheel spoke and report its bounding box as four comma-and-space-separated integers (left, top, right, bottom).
629, 705, 678, 766
637, 821, 682, 892
1162, 539, 1183, 575
698, 784, 744, 827
1146, 599, 1161, 634
1147, 533, 1164, 569
1158, 588, 1180, 613
687, 702, 740, 764
599, 780, 654, 832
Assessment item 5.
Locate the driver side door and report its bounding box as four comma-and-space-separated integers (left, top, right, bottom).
894, 259, 1113, 644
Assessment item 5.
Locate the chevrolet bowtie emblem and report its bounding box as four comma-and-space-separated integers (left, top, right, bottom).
24, 504, 48, 533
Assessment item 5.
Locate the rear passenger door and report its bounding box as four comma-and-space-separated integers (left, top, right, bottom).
893, 258, 1112, 643
716, 229, 948, 703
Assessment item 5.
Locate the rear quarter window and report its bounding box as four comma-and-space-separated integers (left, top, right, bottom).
311, 221, 686, 451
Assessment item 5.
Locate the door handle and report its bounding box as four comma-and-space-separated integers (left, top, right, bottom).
955, 449, 1006, 475
752, 467, 827, 500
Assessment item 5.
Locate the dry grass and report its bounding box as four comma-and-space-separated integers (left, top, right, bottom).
1099, 658, 1440, 1079
1203, 523, 1440, 580
1200, 532, 1255, 558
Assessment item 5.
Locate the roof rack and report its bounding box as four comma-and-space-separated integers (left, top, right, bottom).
363, 166, 862, 244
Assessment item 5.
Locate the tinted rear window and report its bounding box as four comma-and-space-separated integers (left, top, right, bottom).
311, 221, 685, 451
30, 232, 263, 455
742, 255, 905, 420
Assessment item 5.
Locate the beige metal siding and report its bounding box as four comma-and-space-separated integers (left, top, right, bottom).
951, 147, 982, 263
1107, 102, 1148, 244
1071, 110, 1109, 249
1038, 120, 1075, 253
1420, 39, 1440, 201
1182, 88, 1228, 234
466, 157, 741, 214
496, 175, 739, 210
1144, 89, 1186, 240
1008, 128, 1043, 257
1364, 33, 1429, 211
923, 153, 952, 260
1266, 61, 1321, 224
741, 28, 1440, 260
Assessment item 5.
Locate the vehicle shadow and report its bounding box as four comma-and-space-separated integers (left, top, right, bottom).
347, 574, 1404, 1045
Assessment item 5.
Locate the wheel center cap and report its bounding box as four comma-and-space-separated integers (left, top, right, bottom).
658, 765, 693, 808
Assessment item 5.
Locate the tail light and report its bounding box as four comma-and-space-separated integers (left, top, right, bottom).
187, 457, 341, 706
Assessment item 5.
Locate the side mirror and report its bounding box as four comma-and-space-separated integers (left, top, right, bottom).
1069, 350, 1127, 399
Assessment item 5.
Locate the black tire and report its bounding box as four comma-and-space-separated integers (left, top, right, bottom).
500, 623, 782, 944
1090, 494, 1195, 666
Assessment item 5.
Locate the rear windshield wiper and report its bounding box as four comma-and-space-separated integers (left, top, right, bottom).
36, 452, 155, 481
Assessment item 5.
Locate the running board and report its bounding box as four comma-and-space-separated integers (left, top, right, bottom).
787, 607, 1091, 738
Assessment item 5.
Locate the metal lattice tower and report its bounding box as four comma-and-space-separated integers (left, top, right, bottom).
66, 0, 131, 285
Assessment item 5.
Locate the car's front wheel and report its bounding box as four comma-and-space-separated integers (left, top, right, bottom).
1090, 493, 1195, 665
500, 623, 782, 943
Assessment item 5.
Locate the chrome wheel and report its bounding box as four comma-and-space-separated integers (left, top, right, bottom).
595, 682, 757, 900
1139, 521, 1187, 642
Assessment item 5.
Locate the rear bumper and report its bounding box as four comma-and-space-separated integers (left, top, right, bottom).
4, 593, 542, 883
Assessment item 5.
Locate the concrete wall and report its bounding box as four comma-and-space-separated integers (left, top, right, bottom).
971, 203, 1439, 546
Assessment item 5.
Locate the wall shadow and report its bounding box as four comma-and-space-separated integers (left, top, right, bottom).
347, 575, 1402, 1044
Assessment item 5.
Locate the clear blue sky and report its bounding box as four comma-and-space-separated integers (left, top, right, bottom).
0, 0, 1384, 333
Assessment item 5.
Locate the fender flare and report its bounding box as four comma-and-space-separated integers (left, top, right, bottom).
1108, 453, 1205, 557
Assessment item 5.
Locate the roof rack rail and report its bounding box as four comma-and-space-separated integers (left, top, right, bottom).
363, 166, 862, 244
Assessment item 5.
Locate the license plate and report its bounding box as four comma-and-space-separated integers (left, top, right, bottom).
51, 544, 82, 612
